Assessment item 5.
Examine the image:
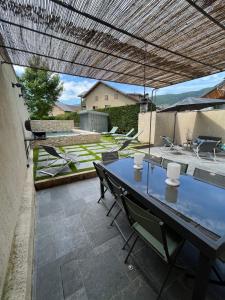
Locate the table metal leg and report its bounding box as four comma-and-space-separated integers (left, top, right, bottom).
192, 252, 212, 300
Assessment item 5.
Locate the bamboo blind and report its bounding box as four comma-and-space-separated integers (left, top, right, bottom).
0, 0, 225, 88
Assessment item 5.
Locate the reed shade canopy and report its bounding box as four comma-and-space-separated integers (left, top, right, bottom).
1, 0, 225, 88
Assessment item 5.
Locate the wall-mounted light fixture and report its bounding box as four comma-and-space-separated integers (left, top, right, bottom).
12, 82, 22, 88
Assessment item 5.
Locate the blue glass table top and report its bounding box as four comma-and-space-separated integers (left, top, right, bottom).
103, 158, 225, 238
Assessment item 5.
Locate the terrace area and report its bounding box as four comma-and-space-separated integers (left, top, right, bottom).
2, 1, 225, 300
34, 175, 225, 300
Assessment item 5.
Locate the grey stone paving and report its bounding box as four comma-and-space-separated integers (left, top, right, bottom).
66, 150, 88, 156
85, 145, 105, 149
76, 161, 100, 170
76, 155, 96, 162
33, 178, 225, 300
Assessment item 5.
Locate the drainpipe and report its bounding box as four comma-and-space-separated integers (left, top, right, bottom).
173, 111, 178, 143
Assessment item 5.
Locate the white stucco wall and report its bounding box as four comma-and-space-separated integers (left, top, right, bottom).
0, 50, 31, 297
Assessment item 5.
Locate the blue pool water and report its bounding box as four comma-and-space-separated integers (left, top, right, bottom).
46, 131, 80, 137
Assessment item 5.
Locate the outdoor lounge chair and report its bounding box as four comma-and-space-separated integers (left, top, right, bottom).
102, 126, 118, 135
193, 140, 219, 161
112, 128, 134, 138
115, 130, 143, 142
39, 145, 78, 177
160, 136, 182, 152
121, 194, 184, 299
110, 139, 133, 152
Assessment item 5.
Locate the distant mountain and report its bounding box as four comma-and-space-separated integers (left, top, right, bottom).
154, 87, 213, 107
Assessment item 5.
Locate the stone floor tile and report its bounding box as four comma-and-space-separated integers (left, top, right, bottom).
78, 249, 130, 300
65, 287, 88, 300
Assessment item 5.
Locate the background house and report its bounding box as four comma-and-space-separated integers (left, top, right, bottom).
202, 79, 225, 100
79, 81, 142, 110
51, 101, 80, 116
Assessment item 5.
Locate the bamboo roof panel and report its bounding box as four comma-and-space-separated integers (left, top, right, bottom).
0, 0, 225, 88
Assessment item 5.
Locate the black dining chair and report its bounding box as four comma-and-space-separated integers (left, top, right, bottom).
101, 151, 119, 163
161, 158, 188, 174
105, 174, 125, 226
93, 162, 118, 217
121, 194, 184, 299
193, 168, 225, 189
144, 154, 162, 165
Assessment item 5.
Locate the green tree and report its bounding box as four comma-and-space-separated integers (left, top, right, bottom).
20, 59, 63, 119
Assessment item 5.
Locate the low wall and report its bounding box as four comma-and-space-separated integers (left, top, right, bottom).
31, 120, 74, 132
33, 130, 101, 147
138, 108, 225, 146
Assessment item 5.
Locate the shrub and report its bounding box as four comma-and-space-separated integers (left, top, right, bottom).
98, 103, 155, 134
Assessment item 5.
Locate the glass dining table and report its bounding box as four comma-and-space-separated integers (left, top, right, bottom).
100, 157, 225, 300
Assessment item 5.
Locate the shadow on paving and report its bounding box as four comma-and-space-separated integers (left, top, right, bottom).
33, 178, 225, 300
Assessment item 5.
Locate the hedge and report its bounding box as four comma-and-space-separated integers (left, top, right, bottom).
31, 103, 155, 133
98, 103, 155, 134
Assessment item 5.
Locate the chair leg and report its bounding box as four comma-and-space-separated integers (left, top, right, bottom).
122, 231, 135, 250
124, 236, 139, 264
157, 242, 185, 300
106, 200, 117, 216
97, 187, 108, 203
212, 265, 224, 283
110, 208, 122, 226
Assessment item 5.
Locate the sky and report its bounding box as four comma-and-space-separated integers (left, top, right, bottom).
14, 65, 225, 105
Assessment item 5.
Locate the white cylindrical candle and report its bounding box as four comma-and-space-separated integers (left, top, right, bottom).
134, 153, 145, 169
166, 162, 181, 186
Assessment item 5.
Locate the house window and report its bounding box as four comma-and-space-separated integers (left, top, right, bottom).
105, 95, 109, 100
105, 105, 110, 108
114, 93, 118, 99
93, 106, 98, 110
95, 96, 98, 101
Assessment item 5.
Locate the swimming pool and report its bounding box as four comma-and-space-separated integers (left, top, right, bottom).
46, 130, 80, 137
33, 129, 101, 147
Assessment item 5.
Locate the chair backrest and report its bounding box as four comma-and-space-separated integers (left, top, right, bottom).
132, 130, 143, 139
162, 158, 188, 174
126, 128, 134, 137
101, 151, 119, 162
198, 141, 219, 152
105, 173, 123, 201
25, 120, 32, 132
93, 162, 108, 184
144, 154, 162, 165
122, 195, 164, 244
40, 145, 61, 159
117, 140, 132, 151
193, 168, 225, 189
161, 136, 173, 146
110, 126, 118, 134
198, 136, 222, 142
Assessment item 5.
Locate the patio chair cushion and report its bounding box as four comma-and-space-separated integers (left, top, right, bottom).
132, 222, 182, 260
